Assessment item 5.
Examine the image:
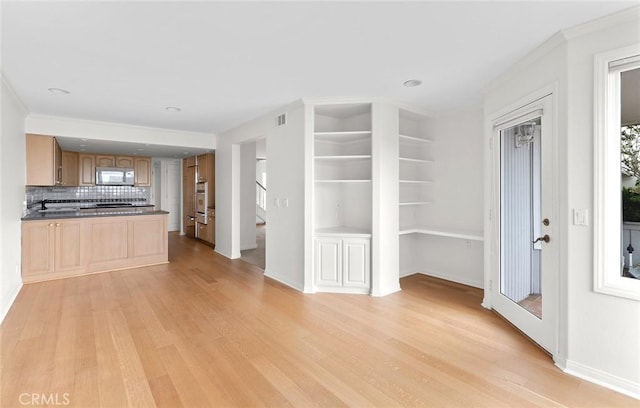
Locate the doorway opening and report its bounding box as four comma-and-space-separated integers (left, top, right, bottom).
240, 138, 267, 270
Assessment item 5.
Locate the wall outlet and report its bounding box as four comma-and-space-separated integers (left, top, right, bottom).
282, 198, 289, 207
273, 198, 280, 207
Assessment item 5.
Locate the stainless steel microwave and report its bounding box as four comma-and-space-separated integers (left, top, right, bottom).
95, 167, 135, 186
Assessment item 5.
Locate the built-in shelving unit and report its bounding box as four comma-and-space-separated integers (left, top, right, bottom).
398, 109, 434, 234
313, 103, 373, 293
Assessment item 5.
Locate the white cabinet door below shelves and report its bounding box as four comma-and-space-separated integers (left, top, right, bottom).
314, 238, 342, 287
343, 238, 370, 288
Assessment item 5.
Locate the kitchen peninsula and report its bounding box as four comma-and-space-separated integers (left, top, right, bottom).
21, 203, 169, 284
21, 133, 169, 283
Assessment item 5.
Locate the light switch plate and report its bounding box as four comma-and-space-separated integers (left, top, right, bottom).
573, 208, 588, 226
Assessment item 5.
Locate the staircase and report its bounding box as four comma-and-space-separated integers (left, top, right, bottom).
256, 181, 266, 224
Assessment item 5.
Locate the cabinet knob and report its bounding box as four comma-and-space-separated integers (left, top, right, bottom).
55, 223, 61, 227
48, 223, 54, 227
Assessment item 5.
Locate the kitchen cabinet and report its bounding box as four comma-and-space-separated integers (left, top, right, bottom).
196, 153, 216, 205
184, 153, 215, 240
61, 151, 79, 186
96, 155, 116, 167
207, 209, 215, 245
116, 156, 135, 168
22, 213, 168, 283
314, 236, 370, 291
195, 208, 215, 246
78, 154, 96, 186
183, 159, 196, 238
26, 134, 62, 186
22, 219, 85, 279
134, 157, 151, 186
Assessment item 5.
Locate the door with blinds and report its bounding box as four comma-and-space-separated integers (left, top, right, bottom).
491, 94, 558, 353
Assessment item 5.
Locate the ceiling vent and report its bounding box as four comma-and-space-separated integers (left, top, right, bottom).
276, 113, 287, 127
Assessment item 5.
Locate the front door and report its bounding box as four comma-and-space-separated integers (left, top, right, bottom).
491, 94, 557, 353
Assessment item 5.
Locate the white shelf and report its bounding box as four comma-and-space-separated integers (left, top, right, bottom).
399, 134, 433, 143
315, 179, 371, 183
315, 155, 372, 160
399, 157, 433, 164
399, 202, 431, 206
399, 180, 433, 184
315, 226, 372, 238
399, 226, 483, 241
315, 131, 372, 143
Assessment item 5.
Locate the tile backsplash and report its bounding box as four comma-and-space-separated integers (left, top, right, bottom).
26, 186, 151, 210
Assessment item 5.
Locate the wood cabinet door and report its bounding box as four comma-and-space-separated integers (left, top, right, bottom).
78, 154, 96, 186
128, 217, 166, 258
196, 154, 208, 182
54, 138, 62, 186
115, 156, 134, 168
314, 238, 342, 287
26, 134, 56, 186
134, 157, 151, 186
61, 151, 79, 186
54, 220, 84, 273
22, 221, 55, 277
342, 238, 370, 288
96, 155, 115, 167
207, 212, 215, 245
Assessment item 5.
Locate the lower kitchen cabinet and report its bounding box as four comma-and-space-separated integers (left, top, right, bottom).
22, 219, 85, 278
22, 214, 168, 283
314, 236, 370, 293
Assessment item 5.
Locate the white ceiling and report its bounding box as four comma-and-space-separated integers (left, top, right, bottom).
2, 1, 637, 156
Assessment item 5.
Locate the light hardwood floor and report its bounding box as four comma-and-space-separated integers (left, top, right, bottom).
1, 233, 636, 407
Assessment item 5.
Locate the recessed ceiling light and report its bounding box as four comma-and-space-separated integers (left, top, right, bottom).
48, 87, 70, 95
81, 138, 88, 142
403, 79, 422, 88
183, 152, 190, 155
136, 148, 144, 151
79, 144, 86, 147
166, 106, 181, 112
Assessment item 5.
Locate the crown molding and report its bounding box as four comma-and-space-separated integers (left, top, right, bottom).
1, 71, 29, 115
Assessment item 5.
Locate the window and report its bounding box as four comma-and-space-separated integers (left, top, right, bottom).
594, 45, 640, 300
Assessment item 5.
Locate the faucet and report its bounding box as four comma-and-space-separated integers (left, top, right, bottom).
41, 199, 49, 210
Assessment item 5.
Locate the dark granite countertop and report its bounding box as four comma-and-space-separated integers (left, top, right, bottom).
22, 209, 169, 221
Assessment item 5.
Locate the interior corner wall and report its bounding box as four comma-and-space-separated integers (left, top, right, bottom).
240, 142, 257, 250
416, 106, 485, 288
563, 15, 640, 394
485, 9, 640, 396
215, 101, 306, 291
0, 78, 28, 323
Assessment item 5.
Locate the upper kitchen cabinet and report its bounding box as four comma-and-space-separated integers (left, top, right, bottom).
115, 156, 135, 168
95, 155, 116, 167
78, 154, 96, 186
134, 157, 151, 186
196, 153, 215, 206
61, 151, 79, 186
26, 134, 62, 186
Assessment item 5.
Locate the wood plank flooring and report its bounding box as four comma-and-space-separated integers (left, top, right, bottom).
1, 232, 636, 407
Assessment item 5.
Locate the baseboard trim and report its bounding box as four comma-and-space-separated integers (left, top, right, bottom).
214, 248, 241, 259
411, 269, 484, 289
0, 283, 22, 324
241, 243, 258, 251
371, 285, 402, 297
556, 357, 640, 400
264, 269, 304, 292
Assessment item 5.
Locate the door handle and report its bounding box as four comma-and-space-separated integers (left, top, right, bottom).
533, 234, 550, 244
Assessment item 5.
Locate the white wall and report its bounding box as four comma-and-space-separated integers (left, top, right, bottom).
240, 142, 257, 250
216, 100, 306, 290
484, 7, 640, 397
413, 106, 485, 288
0, 77, 28, 323
563, 12, 640, 396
